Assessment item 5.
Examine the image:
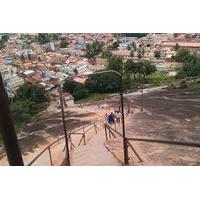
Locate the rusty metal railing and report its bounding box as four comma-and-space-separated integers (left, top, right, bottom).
104, 123, 200, 165
28, 118, 104, 166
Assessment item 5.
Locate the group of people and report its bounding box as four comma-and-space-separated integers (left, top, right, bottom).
105, 110, 122, 125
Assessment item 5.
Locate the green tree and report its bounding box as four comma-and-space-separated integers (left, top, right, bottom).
63, 79, 89, 100
137, 48, 144, 59
73, 68, 78, 75
124, 59, 138, 79
20, 54, 25, 63
0, 40, 5, 49
73, 86, 89, 100
60, 38, 68, 48
107, 55, 123, 72
112, 41, 119, 49
1, 34, 9, 42
123, 33, 147, 38
175, 48, 197, 63
86, 41, 103, 58
37, 33, 50, 44
154, 50, 161, 59
131, 41, 137, 51
15, 84, 47, 104
175, 43, 180, 51
85, 72, 121, 93
101, 50, 112, 58
130, 50, 134, 57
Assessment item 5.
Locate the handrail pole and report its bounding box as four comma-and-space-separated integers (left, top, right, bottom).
105, 124, 108, 140
120, 76, 129, 165
0, 73, 24, 166
83, 134, 86, 145
59, 85, 70, 166
48, 147, 53, 166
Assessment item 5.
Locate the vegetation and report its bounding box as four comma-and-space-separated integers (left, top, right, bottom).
123, 33, 147, 38
107, 55, 123, 72
37, 33, 51, 44
147, 72, 175, 85
10, 84, 48, 132
175, 48, 200, 78
85, 72, 121, 93
63, 79, 90, 100
0, 34, 9, 49
112, 41, 119, 49
154, 50, 161, 59
85, 41, 103, 58
60, 38, 68, 48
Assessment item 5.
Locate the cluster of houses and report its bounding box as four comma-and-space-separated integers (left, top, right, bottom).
112, 33, 200, 61
1, 33, 200, 98
0, 33, 110, 96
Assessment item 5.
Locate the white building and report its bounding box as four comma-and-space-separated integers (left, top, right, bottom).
0, 65, 24, 92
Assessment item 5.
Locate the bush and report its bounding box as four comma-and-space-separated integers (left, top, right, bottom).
15, 84, 48, 103
147, 72, 175, 85
63, 79, 90, 100
85, 72, 121, 93
73, 86, 89, 100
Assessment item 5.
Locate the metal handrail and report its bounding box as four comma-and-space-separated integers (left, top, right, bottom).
105, 124, 200, 164
28, 118, 104, 166
105, 124, 143, 162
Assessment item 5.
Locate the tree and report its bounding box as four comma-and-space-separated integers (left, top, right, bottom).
175, 43, 180, 51
154, 50, 161, 59
130, 50, 134, 57
60, 38, 68, 48
137, 48, 144, 59
15, 84, 47, 104
112, 41, 119, 49
73, 86, 89, 100
0, 40, 5, 49
107, 55, 123, 72
175, 48, 197, 63
123, 33, 147, 38
20, 54, 25, 63
101, 50, 112, 58
37, 33, 50, 44
85, 41, 103, 58
131, 41, 137, 51
28, 53, 32, 61
63, 79, 89, 100
142, 62, 156, 77
73, 68, 78, 75
1, 34, 9, 42
124, 59, 138, 79
85, 72, 121, 93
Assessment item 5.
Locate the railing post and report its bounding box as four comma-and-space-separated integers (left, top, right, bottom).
83, 122, 85, 133
124, 138, 129, 165
104, 124, 108, 140
83, 134, 86, 145
69, 133, 73, 150
94, 122, 97, 134
0, 73, 24, 166
108, 128, 112, 139
48, 147, 53, 166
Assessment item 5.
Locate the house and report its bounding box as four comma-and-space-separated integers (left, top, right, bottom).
56, 92, 74, 108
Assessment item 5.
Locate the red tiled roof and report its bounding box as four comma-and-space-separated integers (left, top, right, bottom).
31, 73, 43, 81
